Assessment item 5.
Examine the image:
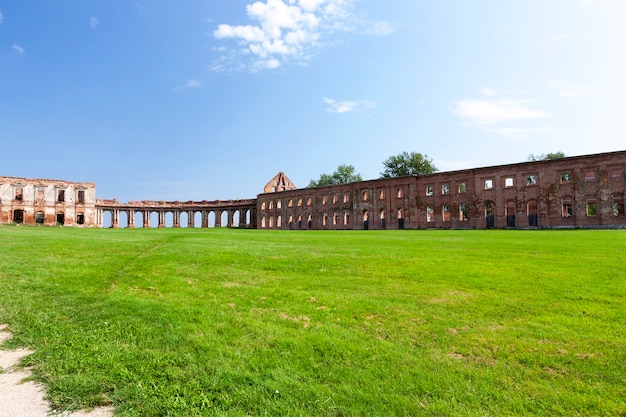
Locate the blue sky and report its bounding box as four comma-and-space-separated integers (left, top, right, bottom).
1, 0, 625, 202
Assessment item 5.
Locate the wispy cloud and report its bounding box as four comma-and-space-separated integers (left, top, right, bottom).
212, 0, 357, 71
11, 44, 25, 54
323, 97, 375, 113
549, 82, 593, 98
90, 16, 99, 29
453, 99, 547, 126
173, 79, 203, 91
364, 20, 393, 36
0, 9, 4, 24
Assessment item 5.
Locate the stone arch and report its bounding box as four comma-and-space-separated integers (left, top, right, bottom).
135, 211, 144, 228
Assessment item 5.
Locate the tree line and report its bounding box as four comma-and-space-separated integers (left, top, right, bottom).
309, 151, 565, 187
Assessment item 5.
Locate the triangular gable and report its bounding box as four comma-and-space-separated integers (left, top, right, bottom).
263, 172, 297, 193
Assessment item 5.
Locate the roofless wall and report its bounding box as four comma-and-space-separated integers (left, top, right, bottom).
1, 150, 624, 229
257, 150, 626, 230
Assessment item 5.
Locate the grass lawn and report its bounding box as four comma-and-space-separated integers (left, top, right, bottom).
0, 226, 624, 416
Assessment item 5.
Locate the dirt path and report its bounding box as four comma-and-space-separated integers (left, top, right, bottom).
0, 324, 114, 417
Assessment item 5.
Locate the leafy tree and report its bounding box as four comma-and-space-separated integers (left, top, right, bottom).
309, 164, 363, 187
380, 152, 438, 178
528, 151, 566, 161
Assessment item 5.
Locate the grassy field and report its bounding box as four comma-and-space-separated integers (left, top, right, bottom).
0, 226, 624, 416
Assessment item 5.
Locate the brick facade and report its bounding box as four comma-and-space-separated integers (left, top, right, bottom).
0, 177, 97, 226
257, 151, 626, 230
2, 151, 624, 229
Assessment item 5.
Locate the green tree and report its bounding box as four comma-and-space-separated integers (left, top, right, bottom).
528, 151, 566, 161
380, 152, 438, 178
309, 164, 363, 187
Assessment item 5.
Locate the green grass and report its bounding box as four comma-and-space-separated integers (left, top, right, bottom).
0, 226, 624, 416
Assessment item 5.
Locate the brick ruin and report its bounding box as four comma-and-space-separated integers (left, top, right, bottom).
1, 150, 625, 229
0, 178, 97, 227
258, 150, 626, 230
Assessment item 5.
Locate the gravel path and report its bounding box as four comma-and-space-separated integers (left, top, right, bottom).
0, 324, 114, 417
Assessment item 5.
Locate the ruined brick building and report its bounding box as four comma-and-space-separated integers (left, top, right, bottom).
1, 150, 625, 229
0, 177, 97, 226
258, 150, 626, 230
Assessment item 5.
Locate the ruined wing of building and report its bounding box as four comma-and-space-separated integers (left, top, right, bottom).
1, 150, 625, 229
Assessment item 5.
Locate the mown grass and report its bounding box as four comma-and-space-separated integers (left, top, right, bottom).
0, 226, 624, 416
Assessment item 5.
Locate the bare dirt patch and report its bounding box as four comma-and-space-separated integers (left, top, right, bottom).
0, 324, 114, 417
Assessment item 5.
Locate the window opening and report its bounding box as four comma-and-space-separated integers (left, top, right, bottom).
397, 188, 403, 198
57, 189, 65, 202
426, 206, 434, 222
333, 195, 338, 204
36, 187, 45, 200
277, 200, 282, 209
527, 200, 538, 226
426, 185, 433, 196
586, 201, 597, 216
261, 202, 266, 210
56, 212, 65, 225
15, 187, 23, 201
506, 201, 516, 227
613, 195, 624, 216
485, 179, 493, 190
288, 199, 293, 208
561, 173, 571, 183
77, 190, 85, 203
362, 191, 369, 201
269, 201, 273, 210
505, 177, 514, 187
380, 209, 386, 229
343, 193, 349, 203
13, 209, 24, 223
485, 202, 495, 228
297, 198, 303, 207
442, 205, 450, 222
459, 204, 468, 221
322, 196, 327, 205
458, 182, 466, 193
344, 212, 350, 225
379, 190, 384, 199
442, 184, 450, 195
562, 197, 573, 217
307, 197, 312, 206
77, 213, 85, 225
526, 175, 537, 185
35, 211, 45, 224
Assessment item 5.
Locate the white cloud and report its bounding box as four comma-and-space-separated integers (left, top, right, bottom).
453, 99, 548, 126
323, 97, 375, 113
0, 9, 4, 24
11, 44, 25, 54
90, 16, 99, 29
212, 0, 356, 71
